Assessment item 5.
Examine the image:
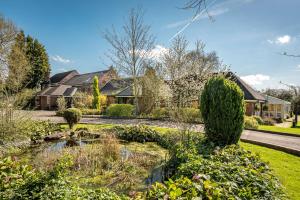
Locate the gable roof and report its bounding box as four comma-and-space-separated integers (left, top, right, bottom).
226, 72, 266, 102
37, 85, 77, 97
64, 70, 110, 86
50, 70, 78, 84
263, 94, 291, 105
100, 78, 133, 96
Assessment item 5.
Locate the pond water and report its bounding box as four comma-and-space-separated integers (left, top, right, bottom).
18, 137, 167, 186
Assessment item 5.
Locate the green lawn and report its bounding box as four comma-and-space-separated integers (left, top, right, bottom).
258, 125, 300, 135
241, 142, 300, 200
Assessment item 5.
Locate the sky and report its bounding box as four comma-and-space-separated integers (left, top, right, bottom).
1, 0, 300, 90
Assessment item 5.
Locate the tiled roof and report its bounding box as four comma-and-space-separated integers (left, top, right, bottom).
115, 86, 133, 97
64, 70, 110, 86
263, 94, 291, 105
50, 70, 78, 84
100, 78, 133, 96
227, 72, 266, 102
37, 85, 77, 96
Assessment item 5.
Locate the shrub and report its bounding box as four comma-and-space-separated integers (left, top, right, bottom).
73, 92, 93, 109
56, 96, 66, 111
0, 156, 127, 199
151, 107, 169, 119
80, 108, 102, 115
106, 104, 134, 117
147, 144, 284, 199
14, 89, 36, 109
92, 76, 101, 110
244, 116, 259, 129
63, 108, 82, 129
170, 108, 202, 123
200, 76, 245, 145
253, 115, 264, 125
263, 118, 276, 126
274, 117, 284, 123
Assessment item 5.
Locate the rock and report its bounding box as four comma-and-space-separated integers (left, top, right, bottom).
44, 132, 66, 141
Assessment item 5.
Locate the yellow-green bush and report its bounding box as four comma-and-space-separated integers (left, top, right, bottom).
106, 104, 134, 117
244, 116, 259, 129
151, 107, 169, 118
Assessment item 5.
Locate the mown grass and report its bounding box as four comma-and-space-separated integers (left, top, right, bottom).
241, 142, 300, 200
258, 125, 300, 135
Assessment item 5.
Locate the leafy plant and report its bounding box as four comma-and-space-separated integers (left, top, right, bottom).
106, 104, 134, 117
148, 143, 285, 199
200, 76, 245, 145
92, 76, 101, 110
263, 117, 276, 126
170, 107, 202, 123
56, 96, 66, 112
63, 108, 82, 129
244, 116, 259, 129
151, 107, 169, 119
253, 115, 264, 125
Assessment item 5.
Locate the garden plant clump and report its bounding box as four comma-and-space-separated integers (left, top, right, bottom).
244, 116, 259, 129
106, 104, 134, 117
63, 108, 82, 129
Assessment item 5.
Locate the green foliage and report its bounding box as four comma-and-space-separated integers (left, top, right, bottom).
0, 156, 127, 200
63, 108, 82, 129
73, 92, 93, 109
200, 76, 245, 145
56, 96, 66, 112
80, 108, 102, 115
25, 35, 50, 89
92, 76, 101, 110
151, 107, 169, 118
29, 120, 61, 142
244, 116, 259, 129
170, 108, 202, 123
115, 125, 202, 150
148, 143, 285, 199
14, 89, 36, 109
106, 104, 134, 117
253, 115, 264, 125
263, 117, 276, 126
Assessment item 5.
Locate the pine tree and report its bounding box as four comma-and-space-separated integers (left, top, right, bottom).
25, 36, 50, 89
92, 76, 101, 110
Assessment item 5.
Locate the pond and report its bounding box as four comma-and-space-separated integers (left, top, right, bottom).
16, 136, 169, 194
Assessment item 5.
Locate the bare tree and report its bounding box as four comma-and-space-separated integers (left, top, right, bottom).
163, 35, 223, 108
104, 8, 155, 114
0, 14, 17, 85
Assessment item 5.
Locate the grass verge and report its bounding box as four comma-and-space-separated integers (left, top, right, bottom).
241, 142, 300, 200
258, 125, 300, 136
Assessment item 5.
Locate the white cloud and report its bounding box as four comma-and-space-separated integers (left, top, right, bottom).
148, 45, 168, 60
241, 74, 270, 85
51, 55, 71, 64
134, 45, 168, 61
268, 35, 291, 45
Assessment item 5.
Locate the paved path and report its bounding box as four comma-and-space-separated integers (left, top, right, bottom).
26, 111, 300, 156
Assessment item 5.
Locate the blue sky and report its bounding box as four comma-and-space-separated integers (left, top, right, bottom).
1, 0, 300, 90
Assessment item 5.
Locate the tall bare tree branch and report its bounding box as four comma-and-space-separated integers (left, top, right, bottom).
104, 8, 155, 114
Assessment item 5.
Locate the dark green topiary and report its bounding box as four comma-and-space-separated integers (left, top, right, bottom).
200, 76, 245, 145
63, 108, 82, 129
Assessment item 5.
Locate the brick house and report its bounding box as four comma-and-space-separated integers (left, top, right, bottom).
36, 68, 117, 110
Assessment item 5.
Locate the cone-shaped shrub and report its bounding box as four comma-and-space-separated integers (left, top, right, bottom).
200, 76, 245, 145
63, 108, 82, 129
